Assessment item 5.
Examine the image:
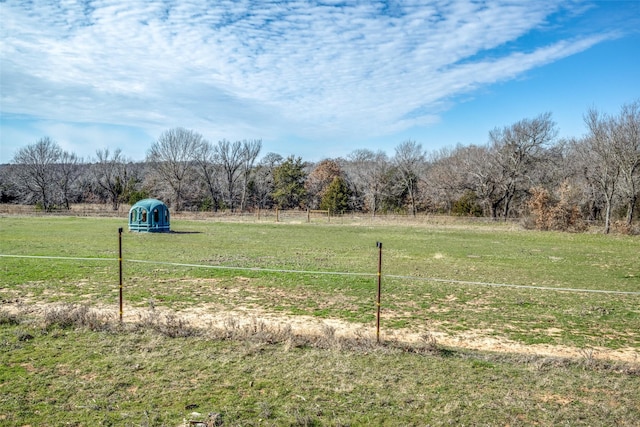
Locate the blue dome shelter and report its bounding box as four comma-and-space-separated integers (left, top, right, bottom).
128, 198, 170, 232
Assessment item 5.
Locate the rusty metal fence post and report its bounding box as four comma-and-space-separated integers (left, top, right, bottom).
376, 241, 382, 343
118, 227, 123, 322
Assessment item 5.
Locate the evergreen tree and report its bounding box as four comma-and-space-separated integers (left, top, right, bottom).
272, 156, 307, 209
320, 176, 351, 214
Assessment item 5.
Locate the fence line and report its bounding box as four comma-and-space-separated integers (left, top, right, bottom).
2, 253, 639, 296
1, 254, 117, 262
126, 258, 373, 277
385, 274, 640, 296
0, 204, 523, 224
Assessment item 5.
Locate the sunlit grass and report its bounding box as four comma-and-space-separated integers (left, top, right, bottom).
1, 216, 639, 351
1, 306, 639, 426
2, 215, 639, 425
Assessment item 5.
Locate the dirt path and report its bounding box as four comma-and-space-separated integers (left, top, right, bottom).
5, 300, 638, 364
180, 304, 639, 363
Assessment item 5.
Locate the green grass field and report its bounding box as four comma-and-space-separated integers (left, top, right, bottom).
1, 216, 638, 348
1, 215, 639, 425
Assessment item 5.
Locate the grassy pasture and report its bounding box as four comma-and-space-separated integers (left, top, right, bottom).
1, 216, 638, 349
1, 314, 638, 426
1, 215, 639, 425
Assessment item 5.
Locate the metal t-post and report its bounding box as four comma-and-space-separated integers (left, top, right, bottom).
118, 227, 123, 323
376, 241, 382, 343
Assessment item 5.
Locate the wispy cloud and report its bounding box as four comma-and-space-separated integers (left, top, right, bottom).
0, 0, 624, 158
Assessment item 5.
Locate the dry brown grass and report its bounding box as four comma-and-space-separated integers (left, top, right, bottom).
0, 203, 128, 217
0, 203, 521, 228
3, 302, 639, 426
3, 303, 442, 355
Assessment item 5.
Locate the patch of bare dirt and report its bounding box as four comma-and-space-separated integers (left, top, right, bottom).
3, 299, 638, 365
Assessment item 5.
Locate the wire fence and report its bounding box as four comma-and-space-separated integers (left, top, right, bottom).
1, 203, 527, 225
2, 253, 639, 296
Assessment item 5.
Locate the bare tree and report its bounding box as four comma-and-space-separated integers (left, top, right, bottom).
194, 140, 223, 211
612, 100, 640, 226
393, 140, 426, 216
93, 148, 132, 211
577, 109, 621, 233
345, 149, 391, 216
488, 112, 558, 219
239, 139, 262, 211
214, 139, 243, 211
11, 137, 62, 211
251, 152, 282, 209
423, 145, 470, 214
55, 150, 82, 209
147, 128, 203, 211
459, 144, 502, 217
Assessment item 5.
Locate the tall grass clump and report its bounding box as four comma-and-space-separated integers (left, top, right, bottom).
43, 304, 113, 331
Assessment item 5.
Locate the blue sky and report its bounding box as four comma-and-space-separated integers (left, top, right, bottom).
1, 0, 639, 163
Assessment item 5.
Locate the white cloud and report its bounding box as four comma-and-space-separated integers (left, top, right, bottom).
0, 0, 624, 159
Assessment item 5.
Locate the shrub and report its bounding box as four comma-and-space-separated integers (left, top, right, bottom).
136, 310, 202, 338
452, 191, 483, 217
527, 183, 586, 232
0, 310, 21, 326
43, 304, 112, 331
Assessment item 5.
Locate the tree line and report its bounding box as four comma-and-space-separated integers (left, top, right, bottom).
1, 100, 638, 234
